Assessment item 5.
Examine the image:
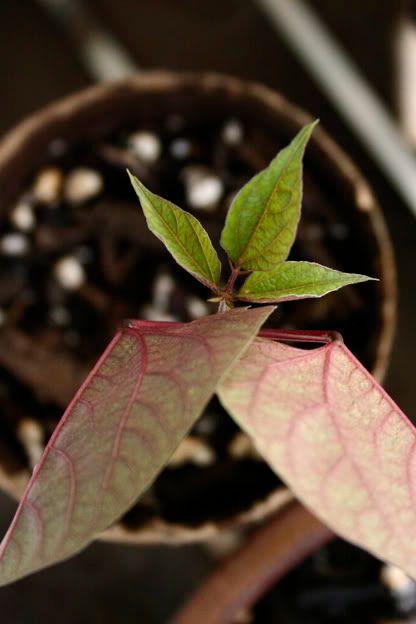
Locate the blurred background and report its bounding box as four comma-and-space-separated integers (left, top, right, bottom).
0, 1, 415, 622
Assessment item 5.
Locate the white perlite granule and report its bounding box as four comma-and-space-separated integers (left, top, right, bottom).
0, 233, 29, 256
10, 201, 35, 232
186, 296, 209, 319
54, 255, 86, 290
64, 168, 104, 205
128, 131, 162, 163
182, 166, 223, 211
17, 419, 44, 469
33, 167, 63, 204
221, 119, 244, 146
152, 272, 175, 312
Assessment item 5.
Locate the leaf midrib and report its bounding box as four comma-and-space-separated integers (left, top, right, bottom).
235, 141, 303, 267
241, 218, 295, 267
150, 192, 218, 285
242, 275, 362, 297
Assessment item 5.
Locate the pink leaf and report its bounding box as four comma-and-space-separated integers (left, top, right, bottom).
218, 336, 416, 577
0, 306, 273, 586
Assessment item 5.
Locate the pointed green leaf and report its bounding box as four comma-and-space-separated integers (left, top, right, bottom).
238, 262, 375, 303
220, 121, 318, 270
0, 306, 274, 586
128, 172, 221, 289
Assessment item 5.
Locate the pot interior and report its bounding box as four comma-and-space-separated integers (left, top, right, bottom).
0, 76, 387, 534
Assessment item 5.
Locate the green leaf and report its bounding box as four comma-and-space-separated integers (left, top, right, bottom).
0, 306, 274, 586
220, 121, 318, 270
238, 262, 375, 303
128, 172, 221, 289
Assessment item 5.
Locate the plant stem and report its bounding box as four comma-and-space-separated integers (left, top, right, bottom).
217, 266, 241, 313
258, 328, 343, 344
225, 266, 240, 296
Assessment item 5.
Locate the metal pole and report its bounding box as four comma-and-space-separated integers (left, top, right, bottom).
36, 0, 137, 81
256, 0, 416, 217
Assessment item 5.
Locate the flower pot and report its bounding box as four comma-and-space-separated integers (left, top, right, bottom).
172, 500, 332, 624
172, 500, 415, 623
0, 71, 396, 544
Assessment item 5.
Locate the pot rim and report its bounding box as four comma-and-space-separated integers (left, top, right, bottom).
171, 500, 333, 624
0, 71, 397, 543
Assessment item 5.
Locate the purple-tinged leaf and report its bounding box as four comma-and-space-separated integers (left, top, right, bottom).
0, 307, 273, 586
218, 336, 416, 577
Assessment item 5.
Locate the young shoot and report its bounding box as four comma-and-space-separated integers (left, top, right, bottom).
0, 122, 414, 590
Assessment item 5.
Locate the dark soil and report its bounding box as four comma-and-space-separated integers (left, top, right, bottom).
0, 111, 380, 530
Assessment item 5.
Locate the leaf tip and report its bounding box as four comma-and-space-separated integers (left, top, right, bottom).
355, 273, 379, 284
303, 118, 319, 136
127, 170, 148, 202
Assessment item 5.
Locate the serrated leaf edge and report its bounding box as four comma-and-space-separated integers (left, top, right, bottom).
237, 261, 376, 303
128, 171, 221, 289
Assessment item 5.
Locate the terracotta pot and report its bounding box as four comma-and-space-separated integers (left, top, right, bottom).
0, 72, 396, 544
171, 498, 411, 623
171, 500, 333, 624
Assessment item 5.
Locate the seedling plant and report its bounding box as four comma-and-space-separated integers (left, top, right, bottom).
0, 121, 414, 586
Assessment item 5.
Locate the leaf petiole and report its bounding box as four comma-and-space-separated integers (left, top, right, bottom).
216, 265, 241, 312
258, 328, 343, 344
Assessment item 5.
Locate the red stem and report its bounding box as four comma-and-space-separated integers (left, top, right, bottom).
217, 266, 241, 312
123, 319, 183, 330
258, 328, 343, 344
225, 266, 240, 297
123, 320, 342, 344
